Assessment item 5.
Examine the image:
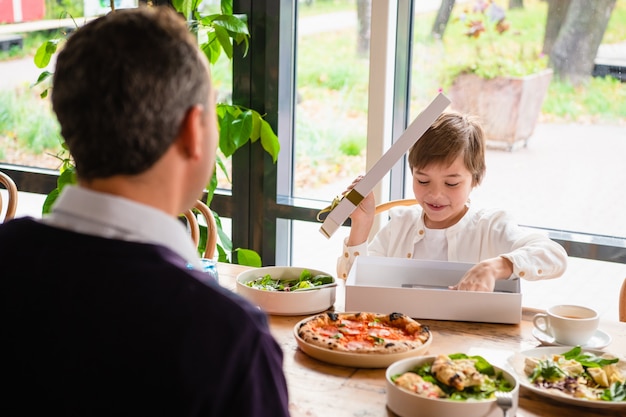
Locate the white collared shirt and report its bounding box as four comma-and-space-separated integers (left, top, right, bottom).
337, 205, 568, 281
42, 185, 203, 269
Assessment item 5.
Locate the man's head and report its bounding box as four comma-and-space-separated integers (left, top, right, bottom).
52, 6, 215, 183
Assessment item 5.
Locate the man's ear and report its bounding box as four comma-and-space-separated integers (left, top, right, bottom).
177, 105, 205, 159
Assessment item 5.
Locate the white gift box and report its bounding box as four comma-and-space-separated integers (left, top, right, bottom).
319, 93, 451, 239
345, 256, 522, 324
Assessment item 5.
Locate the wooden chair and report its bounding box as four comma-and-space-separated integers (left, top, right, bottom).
374, 198, 419, 215
183, 200, 218, 260
0, 171, 18, 222
619, 278, 626, 322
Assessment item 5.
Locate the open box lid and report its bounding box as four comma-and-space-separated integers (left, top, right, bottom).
345, 256, 522, 324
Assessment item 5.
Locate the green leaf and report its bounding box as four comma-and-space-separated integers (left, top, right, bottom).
212, 14, 250, 37
201, 33, 222, 65
529, 359, 566, 383
215, 154, 231, 184
218, 109, 237, 156
259, 118, 280, 162
249, 111, 261, 141
34, 39, 60, 68
563, 346, 619, 368
447, 354, 494, 375
235, 248, 262, 267
216, 244, 229, 263
32, 71, 53, 88
471, 355, 495, 376
57, 165, 77, 189
205, 170, 217, 206
213, 24, 233, 60
171, 0, 203, 20
216, 217, 232, 253
220, 0, 233, 15
233, 109, 253, 142
42, 188, 59, 215
601, 381, 626, 402
218, 105, 255, 157
562, 346, 582, 359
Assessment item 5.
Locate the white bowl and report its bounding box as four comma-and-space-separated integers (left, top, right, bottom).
236, 266, 336, 315
386, 355, 519, 417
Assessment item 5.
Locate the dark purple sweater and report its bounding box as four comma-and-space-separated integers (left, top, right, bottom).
0, 218, 290, 416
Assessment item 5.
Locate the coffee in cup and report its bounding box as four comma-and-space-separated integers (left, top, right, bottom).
532, 305, 599, 346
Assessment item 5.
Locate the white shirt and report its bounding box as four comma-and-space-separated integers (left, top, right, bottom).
415, 226, 448, 261
42, 185, 203, 269
337, 205, 568, 281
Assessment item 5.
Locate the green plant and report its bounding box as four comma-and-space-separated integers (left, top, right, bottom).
443, 0, 548, 83
0, 89, 63, 153
32, 0, 280, 266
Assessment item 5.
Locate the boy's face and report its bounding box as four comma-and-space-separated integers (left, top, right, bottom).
411, 154, 474, 229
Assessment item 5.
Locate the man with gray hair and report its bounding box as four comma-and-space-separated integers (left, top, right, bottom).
0, 6, 290, 416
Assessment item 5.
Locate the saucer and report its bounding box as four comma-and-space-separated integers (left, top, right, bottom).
532, 328, 612, 349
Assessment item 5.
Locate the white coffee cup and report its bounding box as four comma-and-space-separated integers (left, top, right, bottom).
533, 305, 599, 346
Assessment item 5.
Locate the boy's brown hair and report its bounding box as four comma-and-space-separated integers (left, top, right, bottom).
408, 111, 486, 186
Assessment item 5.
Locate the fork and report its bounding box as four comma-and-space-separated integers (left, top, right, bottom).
495, 391, 513, 417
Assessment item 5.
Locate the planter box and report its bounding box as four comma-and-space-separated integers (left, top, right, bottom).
448, 69, 553, 151
345, 256, 522, 324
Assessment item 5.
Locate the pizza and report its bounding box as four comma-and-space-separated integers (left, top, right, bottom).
296, 311, 431, 354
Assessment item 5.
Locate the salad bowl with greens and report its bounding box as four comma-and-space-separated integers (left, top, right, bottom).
236, 266, 336, 315
386, 353, 518, 417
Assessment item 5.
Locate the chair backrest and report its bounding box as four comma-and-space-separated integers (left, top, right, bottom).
0, 171, 18, 222
374, 198, 419, 215
183, 200, 218, 260
619, 278, 626, 322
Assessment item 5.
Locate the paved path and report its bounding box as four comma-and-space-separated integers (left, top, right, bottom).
0, 55, 53, 90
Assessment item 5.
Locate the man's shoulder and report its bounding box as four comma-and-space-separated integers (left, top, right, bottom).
1, 218, 269, 333
0, 216, 42, 232
0, 217, 52, 247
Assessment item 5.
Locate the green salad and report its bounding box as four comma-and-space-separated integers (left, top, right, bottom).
245, 269, 334, 292
524, 346, 625, 402
392, 353, 513, 401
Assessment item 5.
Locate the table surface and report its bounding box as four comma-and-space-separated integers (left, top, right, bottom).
217, 263, 626, 417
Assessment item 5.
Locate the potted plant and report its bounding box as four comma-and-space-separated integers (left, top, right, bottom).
442, 0, 552, 151
31, 0, 278, 265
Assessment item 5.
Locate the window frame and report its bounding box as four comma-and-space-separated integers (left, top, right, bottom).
2, 0, 624, 265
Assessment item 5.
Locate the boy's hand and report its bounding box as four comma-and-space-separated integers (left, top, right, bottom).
450, 256, 513, 292
345, 176, 375, 246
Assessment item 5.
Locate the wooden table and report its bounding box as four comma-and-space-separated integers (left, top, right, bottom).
217, 263, 626, 417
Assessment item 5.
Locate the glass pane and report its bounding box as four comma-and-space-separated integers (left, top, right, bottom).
409, 0, 626, 239
0, 1, 234, 194
293, 0, 370, 202
291, 219, 350, 276
0, 1, 142, 169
